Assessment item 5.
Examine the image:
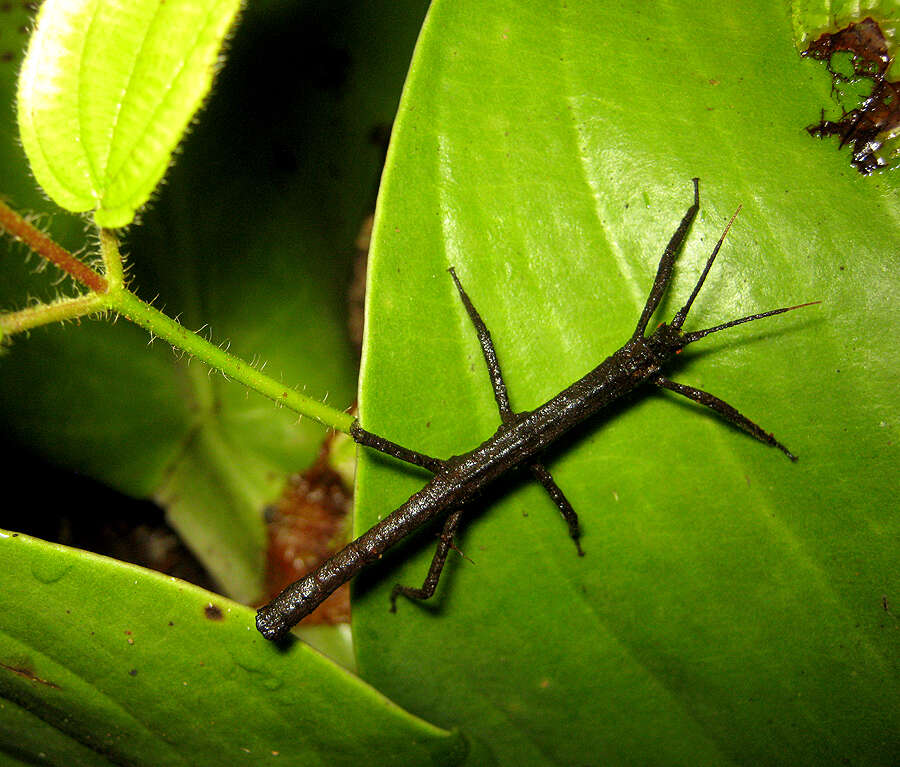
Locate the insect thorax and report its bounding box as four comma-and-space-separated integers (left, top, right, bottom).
644, 322, 686, 360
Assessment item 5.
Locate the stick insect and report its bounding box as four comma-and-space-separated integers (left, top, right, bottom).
257, 178, 818, 641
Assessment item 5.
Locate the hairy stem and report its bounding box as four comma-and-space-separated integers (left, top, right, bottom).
0, 200, 107, 292
109, 289, 354, 432
0, 207, 354, 434
98, 227, 124, 288
0, 294, 107, 335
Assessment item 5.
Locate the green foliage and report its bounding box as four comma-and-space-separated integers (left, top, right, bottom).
0, 0, 412, 600
0, 530, 465, 765
354, 0, 899, 764
791, 0, 898, 56
1, 0, 898, 764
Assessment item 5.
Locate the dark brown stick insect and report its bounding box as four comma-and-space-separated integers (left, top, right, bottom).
257, 178, 819, 641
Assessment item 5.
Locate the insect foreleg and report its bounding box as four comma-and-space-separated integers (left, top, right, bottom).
632, 177, 700, 341
653, 376, 797, 461
390, 508, 465, 612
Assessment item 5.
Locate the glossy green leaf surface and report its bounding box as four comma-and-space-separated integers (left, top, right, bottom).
791, 0, 899, 53
0, 530, 466, 766
355, 0, 899, 765
17, 0, 243, 227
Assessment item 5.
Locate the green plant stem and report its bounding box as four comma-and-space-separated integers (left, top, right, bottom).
110, 289, 354, 433
0, 293, 107, 335
0, 210, 354, 434
97, 228, 353, 433
99, 228, 124, 288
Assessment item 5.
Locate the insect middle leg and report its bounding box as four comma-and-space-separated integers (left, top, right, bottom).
448, 266, 583, 554
390, 509, 465, 611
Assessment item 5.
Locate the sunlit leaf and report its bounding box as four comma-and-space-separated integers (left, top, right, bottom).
17, 0, 242, 227
790, 0, 898, 51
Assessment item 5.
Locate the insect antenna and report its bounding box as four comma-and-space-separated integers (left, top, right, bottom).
682, 301, 821, 345
670, 201, 821, 343
671, 205, 741, 330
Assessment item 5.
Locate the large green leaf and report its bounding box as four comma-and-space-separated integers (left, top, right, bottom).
0, 530, 466, 765
791, 0, 899, 53
17, 0, 243, 227
355, 0, 899, 765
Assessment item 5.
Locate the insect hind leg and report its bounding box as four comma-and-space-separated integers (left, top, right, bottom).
390, 509, 465, 611
350, 421, 445, 473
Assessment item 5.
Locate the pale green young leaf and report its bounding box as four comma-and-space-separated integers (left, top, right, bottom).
1, 0, 420, 614
17, 0, 242, 227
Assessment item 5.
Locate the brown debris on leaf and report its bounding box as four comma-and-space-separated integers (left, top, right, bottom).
348, 213, 372, 354
803, 17, 890, 78
262, 435, 353, 625
0, 661, 61, 689
802, 17, 899, 174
